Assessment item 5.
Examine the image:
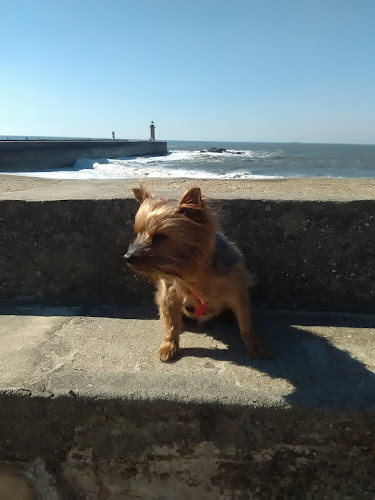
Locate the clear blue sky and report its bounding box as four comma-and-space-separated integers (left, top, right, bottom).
1, 0, 374, 143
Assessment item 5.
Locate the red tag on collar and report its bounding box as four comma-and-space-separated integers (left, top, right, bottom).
190, 291, 207, 317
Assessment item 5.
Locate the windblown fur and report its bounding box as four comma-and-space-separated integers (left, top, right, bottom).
125, 185, 270, 361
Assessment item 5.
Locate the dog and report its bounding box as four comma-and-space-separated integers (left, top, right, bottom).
124, 185, 271, 361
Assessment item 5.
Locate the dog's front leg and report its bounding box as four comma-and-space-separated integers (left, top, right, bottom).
155, 281, 183, 361
230, 291, 272, 359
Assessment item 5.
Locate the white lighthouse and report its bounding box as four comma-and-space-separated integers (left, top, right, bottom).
149, 121, 156, 142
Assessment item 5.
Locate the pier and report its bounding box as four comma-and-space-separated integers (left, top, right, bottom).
0, 139, 168, 171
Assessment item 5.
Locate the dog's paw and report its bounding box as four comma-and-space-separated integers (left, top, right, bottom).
247, 339, 273, 360
157, 341, 179, 362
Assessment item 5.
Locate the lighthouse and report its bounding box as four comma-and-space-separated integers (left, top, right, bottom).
149, 121, 156, 142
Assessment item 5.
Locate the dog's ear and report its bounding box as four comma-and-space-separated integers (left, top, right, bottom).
177, 187, 204, 220
133, 185, 151, 204
178, 187, 203, 207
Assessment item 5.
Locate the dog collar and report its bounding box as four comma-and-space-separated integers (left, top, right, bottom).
190, 290, 207, 317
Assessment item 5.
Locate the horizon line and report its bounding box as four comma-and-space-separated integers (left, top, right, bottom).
1, 135, 374, 147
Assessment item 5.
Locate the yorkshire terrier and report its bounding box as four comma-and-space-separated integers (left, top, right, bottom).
125, 185, 271, 361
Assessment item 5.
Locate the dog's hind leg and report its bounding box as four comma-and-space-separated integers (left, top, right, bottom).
229, 291, 272, 359
155, 281, 183, 361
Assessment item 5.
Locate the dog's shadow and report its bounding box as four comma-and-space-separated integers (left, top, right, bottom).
180, 311, 375, 410
4, 304, 374, 410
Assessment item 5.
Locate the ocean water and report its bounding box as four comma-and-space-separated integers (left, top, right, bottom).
1, 139, 375, 179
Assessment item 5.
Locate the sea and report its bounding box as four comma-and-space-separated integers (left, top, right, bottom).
1, 137, 375, 179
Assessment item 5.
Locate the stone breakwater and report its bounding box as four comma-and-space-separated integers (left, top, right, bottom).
0, 140, 167, 171
0, 177, 374, 312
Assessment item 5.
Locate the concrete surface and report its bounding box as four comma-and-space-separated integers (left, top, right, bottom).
1, 177, 374, 497
0, 306, 374, 498
1, 305, 374, 408
1, 175, 375, 201
1, 177, 374, 312
0, 141, 167, 171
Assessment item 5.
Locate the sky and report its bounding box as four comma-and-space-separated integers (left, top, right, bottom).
1, 0, 375, 144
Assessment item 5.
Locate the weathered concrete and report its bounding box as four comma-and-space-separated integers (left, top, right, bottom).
1, 177, 374, 497
0, 306, 374, 498
0, 140, 167, 171
0, 178, 374, 312
1, 305, 374, 408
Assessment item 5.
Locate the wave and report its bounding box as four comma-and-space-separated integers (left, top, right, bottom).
4, 149, 283, 180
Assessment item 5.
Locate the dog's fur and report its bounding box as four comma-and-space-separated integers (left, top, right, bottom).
125, 185, 270, 361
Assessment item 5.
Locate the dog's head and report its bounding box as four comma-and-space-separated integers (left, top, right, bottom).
124, 185, 217, 280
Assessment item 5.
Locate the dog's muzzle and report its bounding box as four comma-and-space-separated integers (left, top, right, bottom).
124, 250, 138, 265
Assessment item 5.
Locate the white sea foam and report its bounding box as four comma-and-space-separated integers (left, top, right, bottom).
3, 142, 374, 179
6, 149, 283, 180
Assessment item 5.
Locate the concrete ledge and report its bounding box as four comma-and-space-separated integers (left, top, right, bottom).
0, 178, 374, 312
0, 140, 167, 171
0, 306, 374, 497
1, 176, 375, 201
1, 305, 374, 408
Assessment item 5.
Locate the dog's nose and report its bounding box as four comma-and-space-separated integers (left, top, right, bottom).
124, 251, 137, 264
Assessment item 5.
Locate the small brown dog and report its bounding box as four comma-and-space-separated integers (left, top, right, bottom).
125, 185, 270, 361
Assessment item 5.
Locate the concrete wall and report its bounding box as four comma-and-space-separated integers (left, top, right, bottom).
0, 140, 167, 171
0, 194, 374, 312
1, 395, 374, 498
0, 178, 374, 498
